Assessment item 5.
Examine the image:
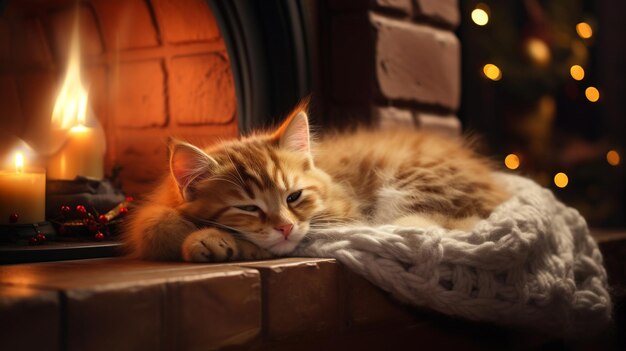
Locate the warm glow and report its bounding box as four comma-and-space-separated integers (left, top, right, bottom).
526, 38, 551, 66
570, 65, 585, 81
471, 5, 490, 26
51, 19, 89, 130
585, 87, 600, 102
15, 152, 24, 174
554, 172, 569, 188
607, 150, 620, 166
504, 154, 520, 170
576, 22, 593, 39
483, 63, 502, 81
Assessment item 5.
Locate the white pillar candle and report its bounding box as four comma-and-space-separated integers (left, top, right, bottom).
47, 124, 104, 180
46, 26, 105, 180
0, 152, 46, 224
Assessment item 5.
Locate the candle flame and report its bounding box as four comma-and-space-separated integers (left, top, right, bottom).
51, 16, 89, 129
15, 152, 24, 174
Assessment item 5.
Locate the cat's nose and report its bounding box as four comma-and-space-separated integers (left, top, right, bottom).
274, 224, 293, 239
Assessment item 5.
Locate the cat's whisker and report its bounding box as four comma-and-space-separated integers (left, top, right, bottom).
224, 149, 246, 186
208, 176, 245, 190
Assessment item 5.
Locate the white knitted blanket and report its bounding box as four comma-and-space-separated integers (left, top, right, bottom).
294, 173, 612, 337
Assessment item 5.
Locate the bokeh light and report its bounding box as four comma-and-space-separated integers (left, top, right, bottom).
585, 87, 600, 102
483, 63, 502, 81
570, 65, 585, 81
471, 4, 490, 26
576, 22, 593, 39
607, 150, 620, 166
526, 38, 551, 66
504, 154, 520, 170
554, 172, 569, 188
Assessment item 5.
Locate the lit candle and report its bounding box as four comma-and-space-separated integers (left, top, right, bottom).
47, 123, 104, 180
0, 152, 46, 224
46, 26, 105, 180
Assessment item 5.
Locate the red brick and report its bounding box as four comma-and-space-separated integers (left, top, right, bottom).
48, 3, 104, 60
152, 0, 220, 43
86, 65, 108, 128
375, 0, 413, 15
343, 269, 416, 328
114, 130, 168, 195
416, 112, 461, 136
331, 13, 373, 103
94, 0, 160, 50
370, 13, 460, 110
111, 60, 166, 128
85, 65, 111, 171
372, 106, 416, 129
240, 258, 343, 340
0, 75, 24, 136
169, 54, 236, 126
414, 0, 460, 28
17, 71, 58, 152
0, 259, 261, 350
173, 126, 239, 148
12, 18, 53, 68
0, 286, 60, 351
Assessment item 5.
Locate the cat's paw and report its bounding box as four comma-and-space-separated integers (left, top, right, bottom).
238, 240, 273, 261
182, 228, 239, 262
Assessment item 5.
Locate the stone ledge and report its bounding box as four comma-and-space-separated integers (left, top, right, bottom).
0, 257, 420, 349
0, 259, 261, 351
0, 286, 60, 351
5, 243, 622, 349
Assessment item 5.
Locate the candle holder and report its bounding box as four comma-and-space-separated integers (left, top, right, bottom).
46, 176, 124, 218
46, 176, 127, 238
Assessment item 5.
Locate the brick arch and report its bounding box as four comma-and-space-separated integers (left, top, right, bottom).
0, 0, 238, 196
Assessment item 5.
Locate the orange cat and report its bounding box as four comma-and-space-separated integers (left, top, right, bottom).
126, 103, 509, 262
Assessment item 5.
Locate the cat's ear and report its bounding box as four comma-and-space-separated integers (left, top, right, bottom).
275, 110, 311, 154
169, 140, 218, 198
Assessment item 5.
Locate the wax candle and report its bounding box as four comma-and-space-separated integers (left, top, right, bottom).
47, 124, 104, 180
46, 24, 105, 180
0, 152, 46, 224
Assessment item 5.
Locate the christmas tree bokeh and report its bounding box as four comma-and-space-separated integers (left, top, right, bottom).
460, 0, 624, 227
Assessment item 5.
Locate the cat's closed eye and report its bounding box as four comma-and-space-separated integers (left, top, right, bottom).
235, 205, 260, 212
287, 190, 302, 203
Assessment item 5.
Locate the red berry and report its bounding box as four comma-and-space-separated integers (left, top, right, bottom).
125, 196, 134, 203
83, 219, 98, 232
76, 205, 87, 216
94, 232, 105, 241
119, 207, 129, 215
36, 233, 47, 242
9, 213, 18, 223
28, 236, 39, 245
60, 205, 71, 216
98, 214, 109, 224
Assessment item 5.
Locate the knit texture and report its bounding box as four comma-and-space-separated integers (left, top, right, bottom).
295, 173, 612, 337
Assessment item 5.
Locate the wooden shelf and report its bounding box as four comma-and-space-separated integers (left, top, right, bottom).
0, 241, 123, 264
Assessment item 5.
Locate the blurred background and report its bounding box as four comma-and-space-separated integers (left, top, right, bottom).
459, 0, 625, 228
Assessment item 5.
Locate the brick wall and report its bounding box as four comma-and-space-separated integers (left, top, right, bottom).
0, 0, 237, 196
319, 0, 461, 135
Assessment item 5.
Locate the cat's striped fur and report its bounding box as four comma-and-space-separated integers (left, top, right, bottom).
126, 103, 509, 262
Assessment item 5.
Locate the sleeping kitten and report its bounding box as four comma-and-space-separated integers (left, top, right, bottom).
126, 103, 509, 262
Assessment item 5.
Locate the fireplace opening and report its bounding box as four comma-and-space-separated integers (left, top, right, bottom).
0, 0, 244, 197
